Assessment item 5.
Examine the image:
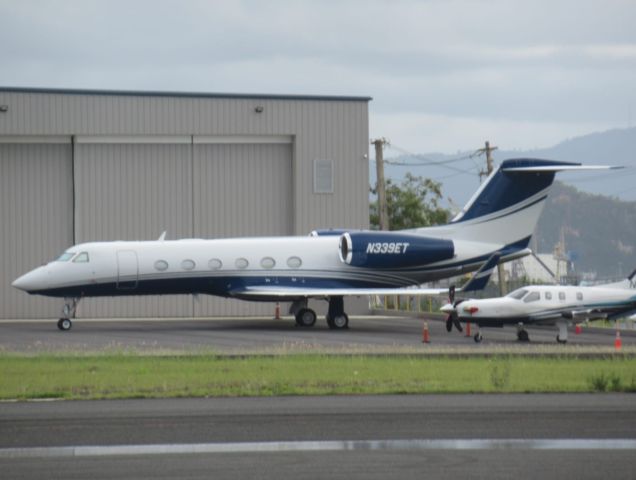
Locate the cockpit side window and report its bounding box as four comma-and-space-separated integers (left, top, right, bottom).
508, 289, 528, 300
73, 252, 90, 263
56, 252, 75, 262
523, 291, 541, 303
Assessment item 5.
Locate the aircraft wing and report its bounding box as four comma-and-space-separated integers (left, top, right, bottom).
232, 252, 501, 300
231, 285, 451, 299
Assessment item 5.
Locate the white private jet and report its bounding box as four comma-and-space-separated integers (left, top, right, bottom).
440, 270, 636, 344
13, 158, 616, 331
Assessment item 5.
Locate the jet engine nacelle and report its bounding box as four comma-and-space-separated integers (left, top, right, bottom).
338, 231, 454, 268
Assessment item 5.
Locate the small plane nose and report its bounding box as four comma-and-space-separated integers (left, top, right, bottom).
12, 268, 48, 293
440, 303, 455, 314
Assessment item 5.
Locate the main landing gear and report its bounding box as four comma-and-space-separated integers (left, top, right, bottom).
290, 296, 349, 330
516, 323, 530, 342
57, 297, 80, 331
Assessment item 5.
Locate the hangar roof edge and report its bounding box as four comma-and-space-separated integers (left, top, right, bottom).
0, 86, 372, 102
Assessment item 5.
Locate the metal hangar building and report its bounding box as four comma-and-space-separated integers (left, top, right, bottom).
0, 87, 371, 319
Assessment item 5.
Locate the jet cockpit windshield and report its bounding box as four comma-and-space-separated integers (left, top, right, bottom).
55, 252, 76, 262
54, 251, 90, 263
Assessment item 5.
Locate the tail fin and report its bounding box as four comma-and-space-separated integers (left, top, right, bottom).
423, 158, 617, 248
460, 252, 501, 292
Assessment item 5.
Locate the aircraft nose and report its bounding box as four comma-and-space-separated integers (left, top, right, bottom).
12, 267, 48, 293
440, 303, 455, 314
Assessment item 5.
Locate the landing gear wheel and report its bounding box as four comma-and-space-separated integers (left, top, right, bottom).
329, 313, 349, 330
326, 315, 334, 328
556, 335, 567, 344
474, 332, 483, 343
57, 318, 72, 331
295, 308, 317, 327
517, 330, 530, 342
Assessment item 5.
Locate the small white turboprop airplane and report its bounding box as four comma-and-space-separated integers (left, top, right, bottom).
440, 270, 636, 344
13, 158, 616, 331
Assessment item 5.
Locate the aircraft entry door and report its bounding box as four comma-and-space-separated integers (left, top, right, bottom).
116, 250, 139, 290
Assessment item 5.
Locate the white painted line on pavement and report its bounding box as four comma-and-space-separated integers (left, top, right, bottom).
1, 439, 636, 458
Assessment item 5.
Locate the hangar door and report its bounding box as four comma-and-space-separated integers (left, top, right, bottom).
193, 140, 293, 317
72, 136, 292, 318
0, 139, 73, 318
73, 137, 194, 318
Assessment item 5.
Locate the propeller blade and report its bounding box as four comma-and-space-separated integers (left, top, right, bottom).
445, 315, 453, 332
449, 285, 456, 304
452, 314, 463, 332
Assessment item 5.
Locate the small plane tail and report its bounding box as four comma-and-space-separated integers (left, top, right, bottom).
460, 252, 501, 292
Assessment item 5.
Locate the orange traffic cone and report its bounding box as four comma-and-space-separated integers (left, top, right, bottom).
575, 324, 582, 335
422, 321, 430, 343
465, 320, 471, 337
615, 330, 622, 351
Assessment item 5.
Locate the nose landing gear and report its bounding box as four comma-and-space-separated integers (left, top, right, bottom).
58, 297, 80, 331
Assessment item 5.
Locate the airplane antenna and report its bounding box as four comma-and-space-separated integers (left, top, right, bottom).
158, 231, 167, 241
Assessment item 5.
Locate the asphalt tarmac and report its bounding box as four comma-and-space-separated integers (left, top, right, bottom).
1, 395, 635, 479
1, 314, 634, 353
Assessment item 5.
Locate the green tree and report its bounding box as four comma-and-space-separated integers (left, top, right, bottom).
370, 173, 450, 230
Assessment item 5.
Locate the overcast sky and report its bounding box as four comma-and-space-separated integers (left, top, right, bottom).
1, 0, 635, 153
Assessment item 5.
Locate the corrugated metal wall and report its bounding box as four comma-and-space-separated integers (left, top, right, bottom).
0, 141, 73, 318
0, 89, 370, 319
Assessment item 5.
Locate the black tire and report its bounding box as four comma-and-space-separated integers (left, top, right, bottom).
295, 308, 316, 327
57, 318, 72, 331
517, 330, 530, 342
556, 335, 567, 344
326, 315, 334, 328
329, 313, 349, 330
474, 333, 482, 343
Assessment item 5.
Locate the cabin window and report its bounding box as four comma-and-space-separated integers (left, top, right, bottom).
154, 260, 169, 271
523, 291, 540, 303
181, 259, 195, 270
508, 289, 528, 300
235, 258, 249, 269
56, 252, 75, 262
260, 257, 276, 269
559, 292, 566, 301
208, 258, 223, 270
287, 256, 302, 269
545, 292, 552, 300
73, 252, 89, 263
576, 292, 583, 301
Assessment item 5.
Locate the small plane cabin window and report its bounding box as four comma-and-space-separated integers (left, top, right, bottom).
181, 259, 196, 270
523, 291, 541, 303
508, 289, 528, 300
56, 252, 75, 262
287, 256, 302, 269
209, 258, 223, 270
154, 260, 169, 271
545, 292, 552, 300
73, 252, 89, 263
576, 292, 583, 301
235, 258, 249, 269
559, 292, 566, 301
260, 257, 276, 269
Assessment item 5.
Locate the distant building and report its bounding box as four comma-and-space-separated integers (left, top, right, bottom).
0, 87, 371, 319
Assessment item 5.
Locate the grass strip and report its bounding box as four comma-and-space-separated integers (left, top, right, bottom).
1, 354, 636, 400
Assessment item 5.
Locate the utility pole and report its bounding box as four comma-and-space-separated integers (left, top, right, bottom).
476, 140, 507, 295
371, 138, 390, 230
477, 140, 497, 183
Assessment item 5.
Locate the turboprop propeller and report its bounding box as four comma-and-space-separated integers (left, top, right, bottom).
441, 285, 464, 332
